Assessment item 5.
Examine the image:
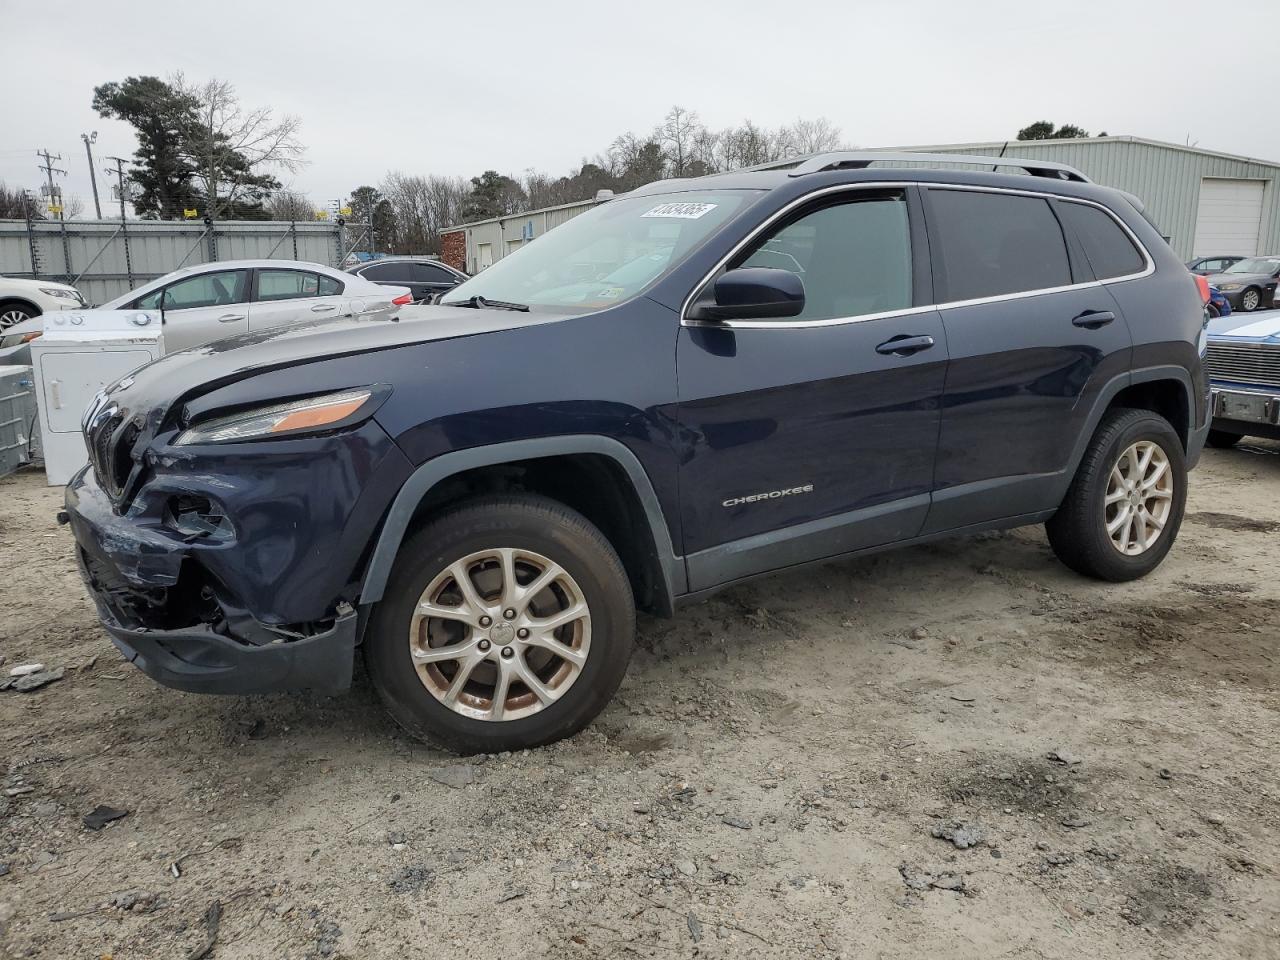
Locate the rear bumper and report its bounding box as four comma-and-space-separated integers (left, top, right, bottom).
1209, 386, 1280, 442
67, 466, 358, 695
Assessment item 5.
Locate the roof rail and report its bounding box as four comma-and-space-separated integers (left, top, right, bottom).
746, 151, 1092, 183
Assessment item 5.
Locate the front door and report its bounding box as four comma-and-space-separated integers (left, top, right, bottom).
140, 269, 251, 353
676, 187, 948, 591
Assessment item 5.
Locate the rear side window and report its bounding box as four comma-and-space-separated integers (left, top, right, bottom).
1057, 201, 1145, 280
258, 270, 338, 301
928, 190, 1071, 301
362, 262, 414, 282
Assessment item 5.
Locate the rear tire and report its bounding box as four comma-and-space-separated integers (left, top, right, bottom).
1046, 408, 1186, 582
1206, 429, 1242, 449
363, 494, 635, 754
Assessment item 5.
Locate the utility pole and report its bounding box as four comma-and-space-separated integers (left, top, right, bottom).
81, 132, 102, 219
36, 149, 67, 221
37, 149, 73, 280
105, 157, 134, 287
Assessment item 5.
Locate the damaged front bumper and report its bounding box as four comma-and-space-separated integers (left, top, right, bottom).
65, 466, 358, 695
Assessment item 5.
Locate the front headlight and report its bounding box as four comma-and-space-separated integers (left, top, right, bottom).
1218, 283, 1242, 291
39, 287, 79, 300
174, 389, 376, 445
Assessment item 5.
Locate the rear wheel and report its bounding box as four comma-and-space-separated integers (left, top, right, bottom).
1046, 408, 1186, 581
363, 495, 635, 754
1206, 429, 1242, 449
1240, 287, 1261, 312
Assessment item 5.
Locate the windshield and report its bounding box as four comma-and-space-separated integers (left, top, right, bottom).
445, 191, 755, 311
1225, 257, 1280, 274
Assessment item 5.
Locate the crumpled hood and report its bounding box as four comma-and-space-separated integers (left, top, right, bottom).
93, 305, 572, 444
1207, 310, 1280, 341
1206, 271, 1274, 287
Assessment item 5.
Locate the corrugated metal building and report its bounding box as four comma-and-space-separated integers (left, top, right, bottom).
883, 137, 1280, 260
441, 136, 1280, 270
441, 199, 599, 274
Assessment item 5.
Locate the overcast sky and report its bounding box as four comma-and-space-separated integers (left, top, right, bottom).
3, 0, 1277, 217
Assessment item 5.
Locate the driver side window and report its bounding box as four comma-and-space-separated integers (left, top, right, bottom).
736, 192, 913, 322
140, 270, 249, 310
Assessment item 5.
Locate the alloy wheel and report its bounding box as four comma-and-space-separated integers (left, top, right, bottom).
1104, 440, 1174, 556
408, 548, 591, 721
0, 309, 29, 330
1241, 288, 1260, 312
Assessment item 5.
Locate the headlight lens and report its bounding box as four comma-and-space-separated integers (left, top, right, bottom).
39, 287, 79, 300
1218, 283, 1242, 291
174, 389, 374, 445
0, 331, 41, 348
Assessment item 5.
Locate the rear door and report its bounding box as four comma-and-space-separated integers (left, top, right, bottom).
137, 269, 251, 352
247, 268, 345, 332
920, 187, 1136, 532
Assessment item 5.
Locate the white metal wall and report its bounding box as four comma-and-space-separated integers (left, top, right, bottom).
0, 219, 364, 305
455, 199, 598, 274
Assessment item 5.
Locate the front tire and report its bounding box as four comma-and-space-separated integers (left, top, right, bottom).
364, 494, 635, 754
1046, 408, 1187, 582
0, 301, 36, 331
1240, 287, 1261, 312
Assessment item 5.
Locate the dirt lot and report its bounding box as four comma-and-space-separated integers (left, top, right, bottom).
1, 441, 1278, 960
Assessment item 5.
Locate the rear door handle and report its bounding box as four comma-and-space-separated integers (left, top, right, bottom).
217, 313, 245, 323
310, 303, 338, 313
876, 334, 936, 356
1072, 310, 1115, 329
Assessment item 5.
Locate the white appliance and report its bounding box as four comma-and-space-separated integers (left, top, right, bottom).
31, 309, 163, 485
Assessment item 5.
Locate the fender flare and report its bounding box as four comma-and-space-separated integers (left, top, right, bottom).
359, 435, 685, 607
1058, 364, 1197, 497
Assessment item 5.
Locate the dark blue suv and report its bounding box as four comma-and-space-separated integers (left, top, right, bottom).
65, 152, 1210, 753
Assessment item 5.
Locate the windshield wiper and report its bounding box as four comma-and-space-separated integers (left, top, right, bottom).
442, 295, 530, 312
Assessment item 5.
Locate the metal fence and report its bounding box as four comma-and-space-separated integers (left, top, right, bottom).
0, 218, 371, 305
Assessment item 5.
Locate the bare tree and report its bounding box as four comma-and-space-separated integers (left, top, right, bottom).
380, 171, 468, 254
784, 117, 844, 156
0, 182, 40, 219
267, 189, 314, 221
174, 73, 306, 218
658, 105, 701, 176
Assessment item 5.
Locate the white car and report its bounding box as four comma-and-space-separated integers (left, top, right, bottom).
0, 259, 411, 354
0, 276, 87, 331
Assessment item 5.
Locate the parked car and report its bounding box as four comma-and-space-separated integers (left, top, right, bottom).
1204, 256, 1280, 312
1207, 285, 1232, 319
346, 257, 467, 303
1204, 310, 1280, 446
0, 275, 87, 331
0, 260, 412, 354
64, 152, 1209, 753
1187, 255, 1244, 276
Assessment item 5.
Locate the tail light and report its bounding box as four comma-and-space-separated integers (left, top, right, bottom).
391, 293, 413, 306
1193, 274, 1211, 303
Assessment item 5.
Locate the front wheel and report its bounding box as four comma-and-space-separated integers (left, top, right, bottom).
1240, 287, 1261, 312
363, 494, 635, 754
1046, 408, 1187, 581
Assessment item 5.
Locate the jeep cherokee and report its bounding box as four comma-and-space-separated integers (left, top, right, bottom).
64, 152, 1211, 753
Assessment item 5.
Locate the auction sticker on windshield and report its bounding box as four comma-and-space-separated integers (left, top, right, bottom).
642, 202, 717, 219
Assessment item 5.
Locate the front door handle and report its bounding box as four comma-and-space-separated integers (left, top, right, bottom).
310, 303, 338, 313
217, 313, 245, 323
876, 334, 936, 356
1072, 310, 1115, 329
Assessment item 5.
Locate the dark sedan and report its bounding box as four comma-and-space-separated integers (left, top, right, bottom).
1205, 256, 1280, 312
346, 257, 468, 303
1187, 254, 1245, 276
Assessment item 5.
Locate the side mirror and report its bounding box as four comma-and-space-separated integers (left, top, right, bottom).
688, 267, 805, 322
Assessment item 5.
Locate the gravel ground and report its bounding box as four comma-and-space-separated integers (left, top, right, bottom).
1, 442, 1278, 960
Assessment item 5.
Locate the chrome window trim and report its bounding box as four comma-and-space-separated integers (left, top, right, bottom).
679, 181, 1156, 331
